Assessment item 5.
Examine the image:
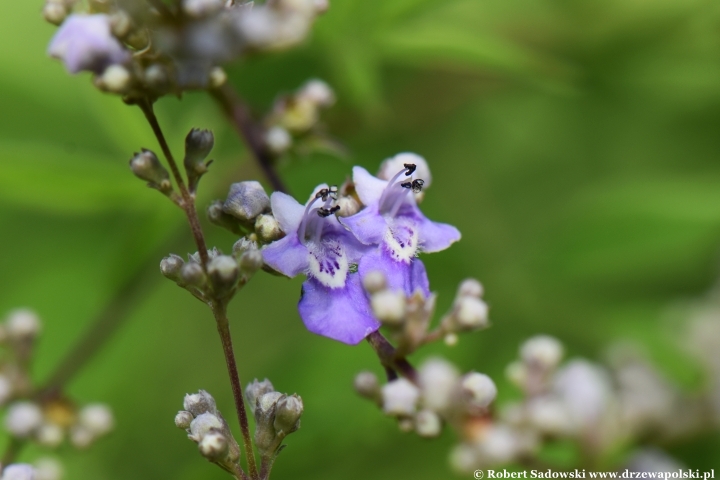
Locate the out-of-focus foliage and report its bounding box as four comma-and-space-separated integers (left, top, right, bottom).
1, 0, 720, 477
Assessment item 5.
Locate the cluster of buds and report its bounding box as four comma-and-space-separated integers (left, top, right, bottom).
4, 400, 114, 450
364, 276, 489, 356
0, 310, 42, 402
207, 181, 277, 240
0, 458, 63, 480
264, 79, 337, 157
45, 0, 329, 99
175, 390, 241, 474
245, 379, 304, 457
355, 358, 497, 440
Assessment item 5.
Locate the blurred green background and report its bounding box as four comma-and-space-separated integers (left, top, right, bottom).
2, 0, 720, 477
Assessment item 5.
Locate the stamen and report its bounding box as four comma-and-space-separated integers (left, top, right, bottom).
401, 179, 424, 193
298, 195, 324, 241
317, 206, 341, 217
404, 163, 416, 176
299, 186, 340, 242
379, 165, 417, 212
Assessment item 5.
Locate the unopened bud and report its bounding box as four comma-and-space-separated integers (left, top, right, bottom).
175, 411, 194, 429
188, 413, 223, 441
182, 0, 224, 17
198, 431, 229, 460
256, 391, 283, 418
34, 458, 63, 480
109, 11, 132, 38
0, 375, 13, 405
129, 149, 171, 193
265, 126, 292, 155
181, 262, 207, 288
98, 65, 131, 93
184, 390, 217, 417
460, 372, 497, 411
209, 67, 227, 88
160, 254, 184, 281
43, 2, 67, 25
415, 410, 442, 438
36, 423, 64, 448
245, 379, 275, 408
184, 129, 214, 175
520, 335, 563, 370
208, 255, 239, 293
223, 181, 270, 222
299, 79, 335, 107
254, 392, 284, 453
381, 378, 419, 417
255, 214, 283, 242
69, 425, 94, 448
5, 309, 41, 341
79, 404, 114, 437
457, 278, 483, 298
207, 200, 242, 234
144, 64, 170, 92
455, 297, 489, 329
239, 250, 263, 275
336, 196, 360, 217
371, 290, 406, 324
362, 271, 386, 294
379, 153, 432, 189
1, 464, 36, 480
273, 394, 303, 435
313, 0, 329, 13
419, 358, 459, 413
353, 371, 380, 400
505, 361, 527, 389
5, 402, 43, 438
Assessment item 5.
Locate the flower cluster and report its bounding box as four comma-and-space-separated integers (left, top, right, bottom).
258, 153, 461, 344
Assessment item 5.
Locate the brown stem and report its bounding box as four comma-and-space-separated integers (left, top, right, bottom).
0, 438, 24, 470
212, 302, 259, 480
138, 99, 210, 268
366, 331, 418, 383
209, 84, 288, 194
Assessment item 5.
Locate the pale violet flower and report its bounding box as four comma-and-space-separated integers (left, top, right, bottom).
262, 186, 380, 344
47, 14, 130, 74
1, 464, 35, 480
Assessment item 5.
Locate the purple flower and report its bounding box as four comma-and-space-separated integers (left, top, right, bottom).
342, 154, 460, 295
262, 185, 380, 344
48, 14, 131, 74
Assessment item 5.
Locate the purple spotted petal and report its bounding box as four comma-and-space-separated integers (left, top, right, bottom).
339, 206, 386, 246
270, 191, 305, 234
352, 166, 387, 206
48, 14, 130, 74
358, 249, 430, 297
262, 234, 308, 277
298, 275, 380, 344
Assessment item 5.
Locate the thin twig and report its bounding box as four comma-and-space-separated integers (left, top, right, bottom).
0, 434, 24, 469
366, 331, 418, 383
212, 302, 259, 480
138, 99, 210, 268
259, 453, 277, 480
209, 84, 289, 194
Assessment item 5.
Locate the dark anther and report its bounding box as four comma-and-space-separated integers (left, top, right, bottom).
401, 179, 425, 193
317, 205, 341, 217
401, 181, 412, 189
404, 163, 417, 176
315, 188, 330, 200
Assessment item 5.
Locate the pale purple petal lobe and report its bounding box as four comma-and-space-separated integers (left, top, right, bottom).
417, 214, 461, 253
339, 207, 386, 246
358, 249, 430, 297
261, 234, 308, 277
270, 191, 305, 234
352, 166, 387, 206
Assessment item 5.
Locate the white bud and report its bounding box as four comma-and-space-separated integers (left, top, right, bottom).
378, 152, 432, 188
457, 278, 483, 298
5, 402, 43, 438
79, 404, 114, 437
362, 271, 386, 294
505, 361, 527, 388
109, 11, 132, 38
208, 255, 240, 291
255, 214, 283, 242
449, 443, 479, 474
526, 397, 573, 435
188, 413, 223, 441
175, 411, 193, 429
333, 196, 358, 218
520, 335, 564, 370
1, 464, 36, 480
455, 297, 489, 329
478, 425, 521, 465
381, 378, 419, 416
198, 431, 229, 460
0, 375, 14, 406
99, 65, 131, 93
245, 379, 275, 409
69, 426, 94, 449
415, 410, 442, 438
444, 333, 458, 346
460, 372, 497, 410
418, 357, 459, 413
371, 290, 406, 324
209, 67, 227, 88
299, 79, 335, 107
313, 0, 329, 14
257, 391, 284, 416
36, 423, 64, 448
5, 309, 41, 341
182, 0, 224, 17
273, 394, 303, 435
265, 126, 292, 155
353, 371, 380, 400
553, 359, 612, 430
33, 458, 63, 480
43, 2, 67, 25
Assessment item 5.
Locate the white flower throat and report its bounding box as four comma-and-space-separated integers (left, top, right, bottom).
380, 164, 424, 263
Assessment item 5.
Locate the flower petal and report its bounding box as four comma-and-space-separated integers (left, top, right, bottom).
417, 213, 461, 253
261, 234, 308, 277
340, 206, 387, 246
270, 191, 305, 234
298, 276, 380, 345
359, 249, 430, 297
353, 166, 387, 206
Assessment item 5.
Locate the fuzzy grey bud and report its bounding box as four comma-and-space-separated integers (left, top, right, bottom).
5, 402, 43, 438
233, 237, 259, 258
184, 390, 217, 417
336, 196, 360, 217
460, 372, 497, 411
455, 297, 489, 330
381, 378, 419, 417
180, 262, 207, 288
78, 404, 114, 437
207, 200, 243, 234
33, 458, 62, 480
273, 394, 303, 436
43, 1, 67, 25
371, 290, 406, 324
129, 149, 171, 193
353, 371, 380, 400
239, 250, 263, 275
175, 411, 194, 429
520, 335, 564, 370
223, 181, 270, 222
184, 129, 214, 169
255, 214, 283, 242
160, 254, 185, 282
5, 309, 41, 341
415, 409, 442, 438
457, 278, 484, 298
362, 271, 386, 294
198, 431, 229, 461
208, 255, 239, 294
246, 379, 275, 408
265, 126, 292, 155
188, 412, 223, 442
254, 391, 284, 453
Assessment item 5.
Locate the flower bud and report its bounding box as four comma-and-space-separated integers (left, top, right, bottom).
180, 262, 207, 288
371, 291, 406, 324
455, 297, 489, 330
379, 153, 432, 189
460, 372, 497, 411
184, 390, 217, 417
381, 378, 419, 417
245, 379, 275, 408
184, 129, 214, 174
5, 402, 43, 438
207, 200, 243, 234
418, 357, 459, 413
457, 278, 483, 298
223, 181, 270, 222
505, 361, 527, 389
362, 271, 386, 294
109, 11, 132, 38
233, 237, 259, 258
520, 335, 563, 370
36, 423, 64, 448
415, 409, 442, 438
265, 126, 292, 155
33, 458, 63, 480
254, 392, 284, 453
175, 411, 194, 429
256, 391, 283, 419
5, 309, 41, 341
78, 404, 113, 436
255, 214, 283, 242
209, 67, 227, 88
449, 443, 479, 474
160, 254, 184, 282
273, 394, 303, 435
69, 425, 94, 448
1, 464, 36, 480
298, 79, 335, 107
144, 64, 170, 92
198, 431, 229, 461
97, 65, 131, 93
0, 375, 13, 406
208, 255, 239, 294
336, 196, 360, 217
188, 413, 223, 442
182, 0, 225, 17
129, 149, 171, 193
239, 250, 263, 275
353, 371, 380, 400
43, 1, 67, 26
